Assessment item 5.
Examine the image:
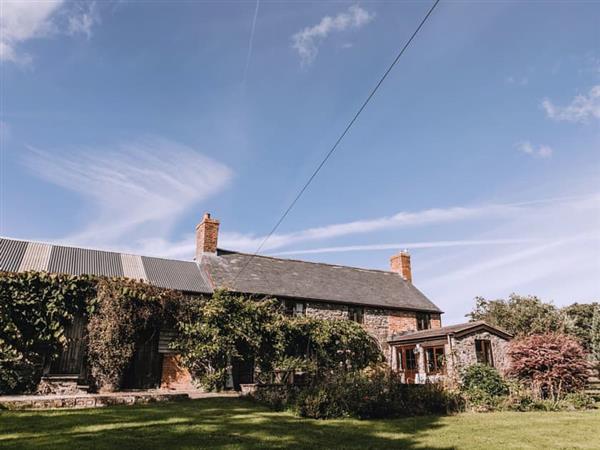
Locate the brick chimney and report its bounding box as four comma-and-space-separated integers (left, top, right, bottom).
195, 213, 220, 258
390, 250, 412, 283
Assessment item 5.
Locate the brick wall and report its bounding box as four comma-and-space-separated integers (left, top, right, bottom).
160, 354, 196, 391
431, 314, 442, 329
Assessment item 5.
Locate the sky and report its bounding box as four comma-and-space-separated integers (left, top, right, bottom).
1, 0, 599, 324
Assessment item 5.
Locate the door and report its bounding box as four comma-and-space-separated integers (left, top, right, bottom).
396, 346, 418, 383
122, 328, 162, 389
50, 315, 86, 376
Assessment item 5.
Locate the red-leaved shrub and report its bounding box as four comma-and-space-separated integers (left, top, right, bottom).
508, 333, 590, 400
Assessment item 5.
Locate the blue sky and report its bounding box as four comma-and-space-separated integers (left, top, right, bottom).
1, 0, 599, 323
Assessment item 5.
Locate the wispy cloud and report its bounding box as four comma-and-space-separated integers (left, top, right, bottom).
419, 191, 600, 322
242, 0, 260, 84
219, 202, 528, 253
270, 239, 536, 257
67, 1, 100, 39
516, 140, 553, 158
0, 0, 100, 65
291, 4, 375, 66
542, 85, 600, 123
506, 75, 528, 86
23, 137, 232, 251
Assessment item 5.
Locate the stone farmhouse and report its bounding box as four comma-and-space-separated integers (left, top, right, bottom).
0, 213, 511, 391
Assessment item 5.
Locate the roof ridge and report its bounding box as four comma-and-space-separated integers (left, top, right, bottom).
218, 248, 402, 275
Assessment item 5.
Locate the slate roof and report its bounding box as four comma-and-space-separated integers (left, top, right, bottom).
388, 321, 512, 343
200, 250, 442, 313
0, 237, 443, 313
0, 237, 212, 294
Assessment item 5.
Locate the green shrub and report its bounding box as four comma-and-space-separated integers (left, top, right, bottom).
253, 369, 464, 420
251, 384, 300, 411
461, 364, 508, 397
0, 271, 95, 394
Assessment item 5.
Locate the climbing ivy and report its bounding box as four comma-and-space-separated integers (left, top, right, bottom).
0, 271, 95, 394
86, 278, 182, 392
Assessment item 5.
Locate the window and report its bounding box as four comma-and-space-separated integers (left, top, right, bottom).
425, 346, 445, 373
348, 306, 364, 324
395, 348, 414, 371
284, 300, 306, 317
475, 339, 494, 366
416, 312, 431, 331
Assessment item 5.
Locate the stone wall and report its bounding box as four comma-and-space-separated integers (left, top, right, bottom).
446, 331, 510, 385
306, 302, 348, 319
304, 302, 422, 362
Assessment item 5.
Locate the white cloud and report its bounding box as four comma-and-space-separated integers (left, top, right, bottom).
0, 0, 100, 64
0, 0, 63, 64
270, 239, 536, 257
219, 202, 527, 253
23, 137, 232, 252
542, 85, 600, 123
292, 4, 375, 66
417, 191, 600, 323
67, 1, 100, 39
506, 76, 528, 86
516, 141, 553, 159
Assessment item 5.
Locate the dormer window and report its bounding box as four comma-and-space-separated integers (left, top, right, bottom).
348, 306, 364, 324
284, 300, 306, 317
416, 312, 431, 330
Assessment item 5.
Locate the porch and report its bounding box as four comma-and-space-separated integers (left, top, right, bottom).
388, 321, 512, 385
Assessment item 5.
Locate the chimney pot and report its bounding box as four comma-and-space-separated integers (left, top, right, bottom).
196, 212, 220, 258
390, 250, 412, 283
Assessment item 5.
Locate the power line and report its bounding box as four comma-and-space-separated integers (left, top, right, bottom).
230, 0, 441, 285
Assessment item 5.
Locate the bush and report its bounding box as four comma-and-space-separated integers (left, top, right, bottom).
283, 317, 384, 378
461, 364, 508, 397
253, 369, 463, 420
251, 384, 300, 411
508, 333, 591, 400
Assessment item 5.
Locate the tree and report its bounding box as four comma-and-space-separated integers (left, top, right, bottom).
284, 317, 383, 377
562, 302, 599, 352
173, 289, 287, 391
508, 333, 590, 400
591, 306, 600, 373
467, 294, 562, 337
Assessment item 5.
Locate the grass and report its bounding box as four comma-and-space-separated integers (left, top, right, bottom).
0, 397, 599, 449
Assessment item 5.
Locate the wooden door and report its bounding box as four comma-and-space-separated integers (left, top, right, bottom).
50, 315, 86, 375
122, 328, 162, 389
397, 346, 418, 383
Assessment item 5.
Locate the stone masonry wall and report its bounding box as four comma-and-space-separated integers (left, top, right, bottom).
446, 331, 510, 385
305, 302, 422, 363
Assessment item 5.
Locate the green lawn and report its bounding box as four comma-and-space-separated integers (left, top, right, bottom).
0, 397, 598, 449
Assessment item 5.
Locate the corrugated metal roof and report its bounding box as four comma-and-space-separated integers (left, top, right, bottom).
19, 242, 52, 272
121, 254, 147, 281
0, 238, 28, 272
0, 237, 212, 294
48, 245, 124, 277
142, 256, 210, 293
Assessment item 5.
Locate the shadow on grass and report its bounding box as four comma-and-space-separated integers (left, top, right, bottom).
0, 397, 452, 449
